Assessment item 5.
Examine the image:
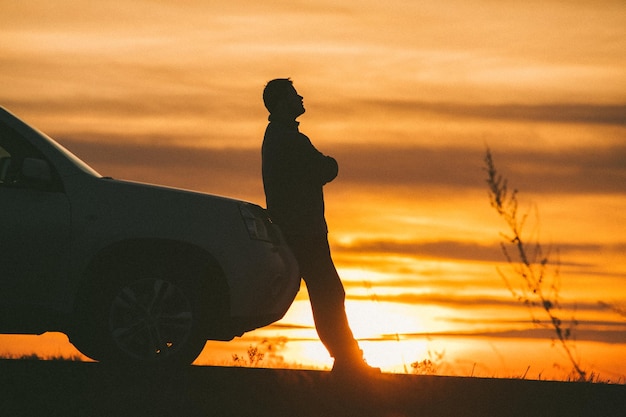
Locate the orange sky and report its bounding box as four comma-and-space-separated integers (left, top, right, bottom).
1, 0, 625, 378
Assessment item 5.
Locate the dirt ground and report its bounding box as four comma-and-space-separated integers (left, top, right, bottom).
0, 359, 624, 417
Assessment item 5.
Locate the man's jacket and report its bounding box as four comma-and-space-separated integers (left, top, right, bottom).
262, 120, 338, 236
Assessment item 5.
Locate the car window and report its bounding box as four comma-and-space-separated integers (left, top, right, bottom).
0, 144, 10, 185
0, 124, 62, 191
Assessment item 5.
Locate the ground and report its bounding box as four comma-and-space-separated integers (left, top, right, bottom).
0, 359, 624, 417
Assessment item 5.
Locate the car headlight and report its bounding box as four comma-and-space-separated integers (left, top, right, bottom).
239, 203, 277, 242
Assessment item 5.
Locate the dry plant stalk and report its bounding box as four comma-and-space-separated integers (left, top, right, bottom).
484, 149, 586, 380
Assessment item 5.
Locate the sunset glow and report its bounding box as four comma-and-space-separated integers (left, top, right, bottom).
1, 0, 625, 380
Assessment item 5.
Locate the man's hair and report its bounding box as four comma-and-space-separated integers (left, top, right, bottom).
263, 78, 293, 114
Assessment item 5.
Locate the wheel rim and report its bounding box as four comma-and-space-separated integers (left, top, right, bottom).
109, 278, 194, 361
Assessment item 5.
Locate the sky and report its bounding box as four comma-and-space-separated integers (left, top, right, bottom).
1, 0, 625, 379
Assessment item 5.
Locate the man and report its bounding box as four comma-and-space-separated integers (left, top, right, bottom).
261, 78, 378, 375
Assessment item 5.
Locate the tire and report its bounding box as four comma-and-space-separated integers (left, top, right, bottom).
72, 255, 215, 367
106, 277, 207, 366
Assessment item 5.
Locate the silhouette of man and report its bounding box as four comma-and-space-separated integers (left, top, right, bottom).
261, 78, 378, 375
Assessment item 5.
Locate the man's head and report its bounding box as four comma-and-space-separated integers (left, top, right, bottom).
263, 78, 305, 120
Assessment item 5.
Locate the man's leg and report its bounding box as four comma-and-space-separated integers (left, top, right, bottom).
286, 235, 363, 361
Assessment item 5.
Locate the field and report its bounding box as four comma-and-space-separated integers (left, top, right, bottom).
1, 359, 624, 417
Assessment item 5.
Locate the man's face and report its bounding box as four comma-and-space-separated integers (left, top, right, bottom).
281, 85, 305, 119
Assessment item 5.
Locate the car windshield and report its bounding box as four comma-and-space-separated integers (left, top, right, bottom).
43, 132, 102, 177
1, 107, 102, 178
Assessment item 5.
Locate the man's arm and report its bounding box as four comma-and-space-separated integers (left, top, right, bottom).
318, 155, 338, 184
296, 134, 338, 185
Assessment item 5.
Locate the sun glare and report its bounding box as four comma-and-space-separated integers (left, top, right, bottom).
345, 300, 429, 340
360, 339, 430, 372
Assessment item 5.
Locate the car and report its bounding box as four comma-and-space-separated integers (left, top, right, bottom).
0, 106, 300, 366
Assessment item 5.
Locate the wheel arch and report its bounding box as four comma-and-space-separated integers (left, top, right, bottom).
73, 238, 230, 328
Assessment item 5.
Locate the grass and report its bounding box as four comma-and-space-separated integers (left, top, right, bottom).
1, 349, 623, 383
0, 353, 84, 361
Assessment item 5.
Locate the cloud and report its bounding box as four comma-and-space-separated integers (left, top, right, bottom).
1, 76, 254, 121
334, 238, 626, 280
333, 143, 626, 195
56, 133, 626, 203
348, 291, 610, 313
269, 325, 626, 344
387, 327, 626, 345
336, 239, 502, 263
58, 136, 266, 201
350, 292, 517, 308
358, 100, 626, 126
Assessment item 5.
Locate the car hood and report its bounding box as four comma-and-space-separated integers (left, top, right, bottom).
101, 177, 242, 206
72, 176, 252, 251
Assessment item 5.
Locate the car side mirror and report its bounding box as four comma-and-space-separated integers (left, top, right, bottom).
22, 157, 53, 183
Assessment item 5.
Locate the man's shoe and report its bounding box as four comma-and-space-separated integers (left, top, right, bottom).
331, 358, 381, 376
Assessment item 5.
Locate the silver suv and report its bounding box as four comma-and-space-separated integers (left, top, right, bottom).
0, 107, 300, 366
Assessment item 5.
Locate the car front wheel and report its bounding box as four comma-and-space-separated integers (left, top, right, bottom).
72, 258, 214, 367
108, 277, 203, 364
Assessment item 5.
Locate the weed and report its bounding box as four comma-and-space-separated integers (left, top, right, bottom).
410, 349, 446, 375
232, 345, 265, 367
484, 148, 587, 381
598, 301, 626, 320
230, 338, 288, 368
